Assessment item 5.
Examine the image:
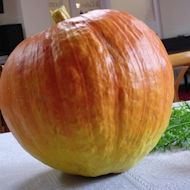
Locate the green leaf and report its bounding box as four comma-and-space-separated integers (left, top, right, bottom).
152, 101, 190, 152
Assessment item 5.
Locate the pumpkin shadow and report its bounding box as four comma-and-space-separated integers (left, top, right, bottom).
15, 169, 120, 190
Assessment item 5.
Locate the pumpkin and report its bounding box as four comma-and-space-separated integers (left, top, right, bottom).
0, 8, 174, 177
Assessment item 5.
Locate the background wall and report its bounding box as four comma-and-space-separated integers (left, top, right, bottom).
0, 0, 23, 25
1, 0, 190, 39
110, 0, 154, 23
0, 0, 156, 38
0, 0, 53, 38
19, 0, 52, 38
110, 0, 158, 36
159, 0, 190, 39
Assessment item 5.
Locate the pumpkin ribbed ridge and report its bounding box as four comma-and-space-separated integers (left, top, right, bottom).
0, 9, 173, 177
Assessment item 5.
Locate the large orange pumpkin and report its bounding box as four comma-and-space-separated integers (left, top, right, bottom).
0, 9, 174, 177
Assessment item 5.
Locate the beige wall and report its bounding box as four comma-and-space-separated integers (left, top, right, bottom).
0, 0, 156, 38
110, 0, 155, 22
4, 0, 189, 39
20, 0, 52, 38
0, 0, 23, 25
0, 0, 71, 38
20, 0, 71, 38
159, 0, 190, 39
110, 0, 158, 36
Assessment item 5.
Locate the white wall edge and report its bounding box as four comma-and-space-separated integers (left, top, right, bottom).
100, 0, 111, 9
153, 0, 163, 39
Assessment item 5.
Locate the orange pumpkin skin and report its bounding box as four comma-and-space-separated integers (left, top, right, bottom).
0, 10, 174, 177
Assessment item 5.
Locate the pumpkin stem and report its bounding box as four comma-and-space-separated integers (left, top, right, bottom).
51, 6, 71, 24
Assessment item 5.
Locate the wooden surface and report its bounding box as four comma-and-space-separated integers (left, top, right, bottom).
169, 51, 190, 102
169, 51, 190, 67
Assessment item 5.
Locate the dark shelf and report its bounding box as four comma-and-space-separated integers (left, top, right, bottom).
162, 36, 190, 54
0, 24, 24, 56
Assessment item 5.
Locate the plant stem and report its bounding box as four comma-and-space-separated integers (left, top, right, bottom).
51, 6, 71, 24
